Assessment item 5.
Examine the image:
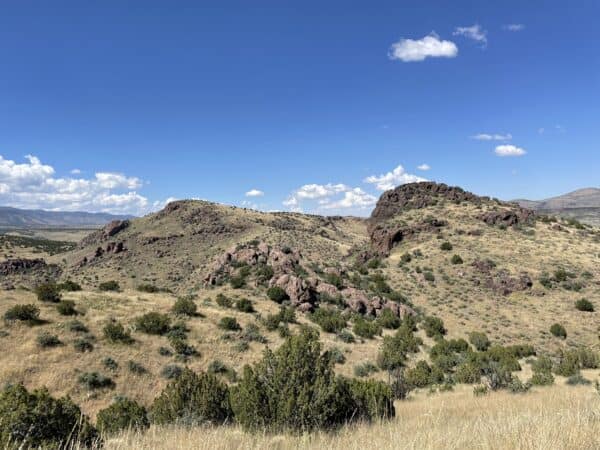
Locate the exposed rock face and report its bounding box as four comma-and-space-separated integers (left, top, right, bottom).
80, 220, 129, 248
341, 287, 414, 318
0, 258, 47, 275
270, 274, 316, 306
480, 209, 535, 227
369, 218, 447, 257
371, 182, 485, 222
471, 259, 532, 295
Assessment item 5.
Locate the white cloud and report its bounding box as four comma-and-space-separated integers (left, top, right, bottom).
494, 144, 526, 157
417, 164, 431, 171
245, 189, 264, 197
320, 188, 377, 210
284, 183, 375, 214
364, 165, 426, 191
503, 24, 524, 31
0, 154, 152, 214
453, 24, 488, 46
388, 33, 458, 62
70, 168, 82, 175
471, 133, 512, 141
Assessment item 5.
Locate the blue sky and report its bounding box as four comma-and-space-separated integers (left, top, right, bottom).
0, 1, 598, 215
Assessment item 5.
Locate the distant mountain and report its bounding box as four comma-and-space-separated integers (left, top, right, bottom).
0, 206, 133, 229
515, 188, 600, 226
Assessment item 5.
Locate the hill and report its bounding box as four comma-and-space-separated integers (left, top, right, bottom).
515, 187, 600, 226
0, 206, 132, 229
0, 182, 599, 428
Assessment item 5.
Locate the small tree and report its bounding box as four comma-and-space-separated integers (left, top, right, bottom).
172, 297, 197, 316
97, 397, 149, 435
267, 286, 288, 303
35, 283, 61, 303
4, 304, 40, 323
135, 312, 171, 335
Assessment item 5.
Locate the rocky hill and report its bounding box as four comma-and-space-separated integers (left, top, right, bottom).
516, 187, 600, 226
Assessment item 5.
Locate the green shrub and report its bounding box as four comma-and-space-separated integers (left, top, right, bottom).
172, 297, 197, 316
215, 293, 232, 308
377, 309, 401, 329
377, 324, 422, 371
267, 286, 288, 303
78, 372, 114, 390
73, 338, 94, 353
0, 384, 98, 449
151, 368, 232, 426
468, 331, 490, 351
103, 357, 119, 371
135, 312, 171, 335
423, 271, 435, 282
550, 323, 567, 339
310, 307, 346, 334
229, 275, 246, 289
508, 378, 531, 394
128, 361, 147, 375
169, 336, 197, 357
422, 316, 446, 338
67, 320, 88, 333
566, 373, 591, 386
161, 364, 183, 380
575, 298, 594, 312
337, 330, 355, 343
219, 316, 241, 331
240, 323, 267, 343
103, 320, 133, 344
137, 284, 160, 293
235, 298, 255, 313
3, 304, 40, 323
230, 327, 394, 432
531, 356, 553, 373
473, 385, 488, 396
99, 280, 120, 292
405, 361, 442, 388
354, 362, 379, 378
529, 371, 554, 386
56, 300, 77, 316
454, 362, 482, 384
440, 242, 453, 251
58, 280, 82, 292
450, 254, 463, 265
35, 283, 61, 303
37, 332, 61, 348
353, 317, 382, 339
97, 397, 149, 435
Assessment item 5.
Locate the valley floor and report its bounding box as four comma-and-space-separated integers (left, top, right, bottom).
104, 381, 600, 450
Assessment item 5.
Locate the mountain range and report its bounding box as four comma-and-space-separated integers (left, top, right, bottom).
515, 187, 600, 226
0, 206, 132, 229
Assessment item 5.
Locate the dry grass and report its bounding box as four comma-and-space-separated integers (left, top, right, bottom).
103, 383, 600, 450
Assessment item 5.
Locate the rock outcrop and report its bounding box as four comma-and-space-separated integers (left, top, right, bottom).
0, 258, 47, 275
80, 220, 130, 248
471, 259, 533, 295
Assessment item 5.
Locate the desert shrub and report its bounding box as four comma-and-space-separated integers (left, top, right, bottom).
103, 320, 133, 344
128, 361, 147, 375
378, 324, 422, 371
337, 330, 356, 343
78, 372, 114, 390
529, 370, 554, 386
216, 293, 232, 308
240, 323, 267, 343
158, 346, 173, 357
165, 321, 188, 341
377, 308, 401, 329
103, 357, 119, 371
405, 361, 442, 388
56, 300, 77, 316
451, 254, 463, 265
554, 348, 599, 376
550, 323, 567, 339
267, 286, 288, 303
473, 385, 488, 396
353, 317, 382, 339
135, 312, 171, 335
151, 368, 232, 426
575, 298, 594, 312
508, 378, 531, 394
255, 264, 274, 284
575, 347, 599, 369
506, 344, 536, 359
422, 316, 446, 338
229, 275, 246, 289
3, 304, 40, 323
324, 272, 343, 290
468, 331, 490, 351
310, 307, 346, 334
219, 316, 241, 331
440, 242, 453, 251
136, 284, 160, 293
485, 346, 522, 372
531, 355, 553, 373
35, 283, 61, 303
67, 320, 88, 333
0, 384, 98, 449
169, 337, 197, 357
235, 298, 255, 313
423, 271, 435, 282
97, 397, 149, 435
354, 362, 379, 378
99, 280, 120, 292
172, 297, 197, 316
367, 258, 382, 269
328, 347, 346, 365
58, 280, 82, 292
37, 332, 61, 348
73, 338, 94, 353
566, 373, 591, 386
161, 364, 183, 380
454, 362, 482, 384
231, 327, 394, 432
400, 252, 412, 264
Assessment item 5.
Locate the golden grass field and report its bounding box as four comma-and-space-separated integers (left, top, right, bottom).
102, 381, 600, 450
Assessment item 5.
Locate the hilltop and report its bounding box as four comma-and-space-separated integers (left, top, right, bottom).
516, 187, 600, 226
0, 206, 132, 229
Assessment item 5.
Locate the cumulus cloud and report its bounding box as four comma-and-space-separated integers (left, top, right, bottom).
245, 189, 264, 197
453, 24, 488, 46
364, 165, 426, 191
494, 144, 526, 157
284, 183, 375, 214
471, 133, 512, 141
388, 33, 458, 62
417, 164, 431, 171
0, 154, 152, 214
70, 168, 82, 175
503, 24, 524, 31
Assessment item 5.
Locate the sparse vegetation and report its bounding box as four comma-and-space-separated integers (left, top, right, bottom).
3, 304, 40, 323
99, 280, 120, 292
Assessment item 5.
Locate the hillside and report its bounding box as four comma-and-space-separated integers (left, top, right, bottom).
0, 206, 132, 229
516, 187, 600, 226
0, 182, 599, 427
